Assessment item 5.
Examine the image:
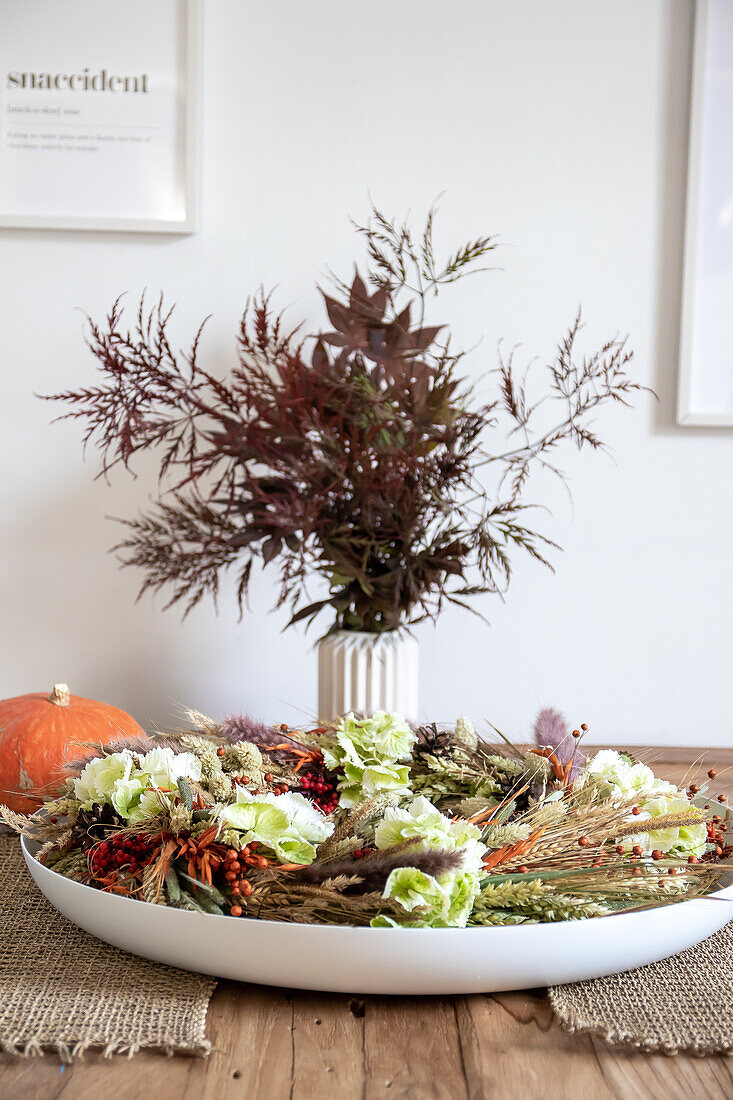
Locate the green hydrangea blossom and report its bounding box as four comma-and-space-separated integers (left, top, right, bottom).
377, 866, 482, 928
374, 795, 485, 869
127, 788, 167, 825
383, 866, 447, 914
110, 776, 147, 819
584, 750, 671, 802
370, 796, 486, 927
139, 747, 202, 789
219, 789, 334, 865
320, 711, 416, 808
338, 762, 412, 809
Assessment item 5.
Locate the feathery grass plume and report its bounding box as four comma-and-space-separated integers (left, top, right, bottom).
293, 846, 463, 890
533, 706, 585, 779
183, 708, 220, 736
142, 862, 164, 905
245, 879, 409, 926
521, 751, 552, 785
475, 878, 550, 908
470, 909, 529, 925
533, 707, 568, 752
317, 836, 363, 862
476, 751, 526, 778
527, 800, 567, 827
219, 712, 272, 745
457, 795, 498, 818
45, 848, 90, 882
613, 809, 706, 838
180, 733, 233, 800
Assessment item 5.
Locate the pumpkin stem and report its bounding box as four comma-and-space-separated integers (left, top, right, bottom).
48, 683, 71, 707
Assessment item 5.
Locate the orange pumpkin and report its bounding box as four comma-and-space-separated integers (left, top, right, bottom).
0, 683, 146, 813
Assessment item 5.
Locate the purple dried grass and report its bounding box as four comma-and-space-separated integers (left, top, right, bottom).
533, 706, 585, 780
219, 714, 311, 762
219, 713, 272, 745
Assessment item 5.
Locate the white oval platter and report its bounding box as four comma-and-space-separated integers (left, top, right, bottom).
21, 834, 733, 994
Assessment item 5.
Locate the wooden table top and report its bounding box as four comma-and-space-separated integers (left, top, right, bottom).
2, 750, 732, 1100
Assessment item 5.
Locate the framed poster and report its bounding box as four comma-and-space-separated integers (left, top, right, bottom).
0, 0, 200, 233
678, 0, 733, 425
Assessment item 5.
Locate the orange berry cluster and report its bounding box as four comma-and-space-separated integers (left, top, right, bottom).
706, 814, 729, 859
221, 843, 269, 916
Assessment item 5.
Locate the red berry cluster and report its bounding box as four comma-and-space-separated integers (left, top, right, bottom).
352, 847, 371, 860
90, 833, 154, 878
299, 767, 339, 814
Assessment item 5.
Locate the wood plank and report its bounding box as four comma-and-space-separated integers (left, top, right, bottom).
584, 745, 733, 766
0, 1050, 194, 1100
456, 990, 614, 1100
291, 991, 365, 1099
363, 995, 468, 1099
196, 982, 294, 1100
589, 1035, 733, 1100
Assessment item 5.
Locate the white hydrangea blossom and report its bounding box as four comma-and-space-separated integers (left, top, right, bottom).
584, 749, 707, 859
140, 747, 202, 788
453, 716, 478, 750
74, 751, 135, 808
72, 747, 202, 821
584, 750, 661, 801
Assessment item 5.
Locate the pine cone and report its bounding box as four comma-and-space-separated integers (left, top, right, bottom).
70, 803, 123, 848
414, 723, 455, 758
495, 773, 532, 813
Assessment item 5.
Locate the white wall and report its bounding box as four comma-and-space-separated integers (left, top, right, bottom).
2, 0, 730, 747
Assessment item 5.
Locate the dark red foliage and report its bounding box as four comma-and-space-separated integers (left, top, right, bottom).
45, 205, 647, 633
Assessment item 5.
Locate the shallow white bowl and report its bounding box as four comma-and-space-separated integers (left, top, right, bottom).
21, 835, 733, 994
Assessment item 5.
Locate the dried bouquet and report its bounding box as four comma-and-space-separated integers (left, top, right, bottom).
5, 710, 729, 927
47, 205, 646, 633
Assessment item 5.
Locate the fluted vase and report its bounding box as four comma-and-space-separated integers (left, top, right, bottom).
317, 631, 419, 722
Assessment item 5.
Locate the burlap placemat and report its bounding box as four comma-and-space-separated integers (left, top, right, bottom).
550, 921, 733, 1055
0, 836, 216, 1060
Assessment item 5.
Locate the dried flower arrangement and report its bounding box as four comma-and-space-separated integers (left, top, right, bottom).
46, 205, 647, 633
4, 710, 729, 928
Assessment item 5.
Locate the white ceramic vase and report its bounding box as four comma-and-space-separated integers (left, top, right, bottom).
317, 630, 419, 722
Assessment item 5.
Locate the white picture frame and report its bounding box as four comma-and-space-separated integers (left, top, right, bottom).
0, 0, 200, 234
678, 0, 733, 425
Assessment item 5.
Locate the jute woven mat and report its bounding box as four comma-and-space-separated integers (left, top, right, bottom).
550, 920, 733, 1055
0, 836, 216, 1060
